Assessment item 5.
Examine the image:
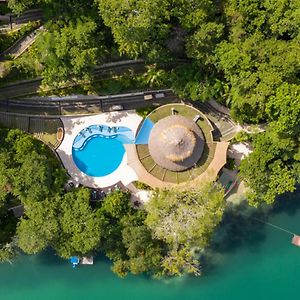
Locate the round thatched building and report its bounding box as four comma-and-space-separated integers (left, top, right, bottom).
148, 115, 204, 171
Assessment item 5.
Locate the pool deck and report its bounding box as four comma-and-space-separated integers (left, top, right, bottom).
57, 111, 143, 188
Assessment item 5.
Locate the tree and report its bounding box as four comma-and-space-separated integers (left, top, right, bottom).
145, 185, 225, 248
239, 132, 298, 206
216, 34, 300, 123
120, 213, 163, 276
142, 65, 167, 88
36, 17, 105, 87
0, 151, 13, 206
266, 83, 300, 136
54, 188, 102, 258
17, 199, 59, 254
97, 191, 164, 277
8, 0, 38, 15
95, 0, 170, 59
145, 184, 225, 276
161, 247, 200, 277
17, 188, 102, 258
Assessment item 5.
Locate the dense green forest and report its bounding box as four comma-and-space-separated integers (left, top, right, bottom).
0, 0, 299, 275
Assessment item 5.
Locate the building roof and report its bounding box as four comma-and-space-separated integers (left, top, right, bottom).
148, 115, 204, 171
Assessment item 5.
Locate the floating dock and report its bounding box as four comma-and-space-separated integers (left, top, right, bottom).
80, 256, 94, 265
291, 235, 300, 247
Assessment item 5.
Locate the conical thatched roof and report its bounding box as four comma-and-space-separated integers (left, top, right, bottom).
148, 115, 204, 171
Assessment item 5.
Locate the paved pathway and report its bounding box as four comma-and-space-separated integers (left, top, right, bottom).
0, 25, 44, 60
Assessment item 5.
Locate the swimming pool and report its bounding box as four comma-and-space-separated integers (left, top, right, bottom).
72, 119, 154, 178
72, 125, 135, 177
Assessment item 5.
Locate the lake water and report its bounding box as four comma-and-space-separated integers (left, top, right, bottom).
1, 192, 300, 300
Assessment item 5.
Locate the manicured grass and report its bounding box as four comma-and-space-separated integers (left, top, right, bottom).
150, 165, 165, 181
136, 144, 150, 159
140, 156, 156, 172
148, 103, 200, 123
163, 170, 177, 183
177, 170, 193, 183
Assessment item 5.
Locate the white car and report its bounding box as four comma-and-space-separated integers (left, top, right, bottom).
109, 105, 124, 111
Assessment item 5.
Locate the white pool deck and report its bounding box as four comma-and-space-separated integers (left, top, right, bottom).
57, 111, 143, 188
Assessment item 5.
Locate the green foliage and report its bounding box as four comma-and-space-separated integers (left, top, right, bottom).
8, 0, 37, 15
17, 188, 102, 258
186, 22, 224, 65
169, 64, 224, 101
0, 244, 15, 263
96, 0, 170, 59
98, 191, 164, 277
266, 83, 300, 136
239, 132, 298, 206
0, 21, 41, 53
0, 127, 66, 258
226, 157, 236, 170
54, 189, 101, 258
215, 0, 300, 123
17, 199, 59, 254
0, 127, 65, 204
36, 18, 104, 88
145, 184, 225, 276
142, 65, 168, 88
161, 247, 200, 277
133, 181, 153, 190
135, 107, 155, 119
145, 184, 225, 248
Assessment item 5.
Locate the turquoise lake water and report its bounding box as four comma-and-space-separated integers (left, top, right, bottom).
1, 192, 300, 300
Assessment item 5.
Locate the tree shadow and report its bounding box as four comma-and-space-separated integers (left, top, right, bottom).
271, 186, 300, 217
35, 248, 67, 267
200, 202, 267, 275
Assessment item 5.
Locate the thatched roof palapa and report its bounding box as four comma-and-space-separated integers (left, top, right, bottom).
148, 115, 204, 171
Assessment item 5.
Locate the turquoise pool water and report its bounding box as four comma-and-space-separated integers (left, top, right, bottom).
72, 125, 135, 177
72, 121, 154, 177
72, 136, 125, 177
135, 118, 154, 144
1, 192, 299, 300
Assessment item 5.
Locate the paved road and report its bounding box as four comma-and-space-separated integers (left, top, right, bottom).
0, 60, 149, 100
0, 89, 179, 115
0, 25, 44, 60
0, 59, 189, 100
0, 9, 43, 29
